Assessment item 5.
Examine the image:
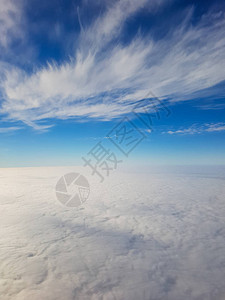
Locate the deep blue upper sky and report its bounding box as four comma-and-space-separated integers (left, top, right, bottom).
0, 0, 225, 167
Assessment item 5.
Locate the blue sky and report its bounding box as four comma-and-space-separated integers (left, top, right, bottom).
0, 0, 225, 167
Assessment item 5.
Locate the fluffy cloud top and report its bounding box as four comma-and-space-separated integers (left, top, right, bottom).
1, 166, 225, 299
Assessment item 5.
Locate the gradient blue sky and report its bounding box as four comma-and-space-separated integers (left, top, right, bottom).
0, 0, 225, 167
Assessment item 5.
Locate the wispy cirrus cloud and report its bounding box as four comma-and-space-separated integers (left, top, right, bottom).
206, 123, 225, 132
0, 0, 225, 129
0, 126, 22, 133
0, 0, 22, 48
166, 123, 225, 135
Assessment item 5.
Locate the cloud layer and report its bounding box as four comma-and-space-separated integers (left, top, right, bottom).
1, 166, 225, 299
0, 0, 225, 129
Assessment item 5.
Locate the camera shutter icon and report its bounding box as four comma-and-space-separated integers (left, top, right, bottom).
55, 173, 90, 207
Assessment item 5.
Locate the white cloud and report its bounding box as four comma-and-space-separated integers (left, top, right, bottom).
0, 0, 22, 48
1, 167, 225, 299
206, 123, 225, 133
196, 103, 225, 110
166, 123, 225, 135
0, 2, 225, 129
0, 126, 22, 133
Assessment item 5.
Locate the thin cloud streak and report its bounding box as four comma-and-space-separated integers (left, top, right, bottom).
0, 126, 22, 133
166, 123, 225, 135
